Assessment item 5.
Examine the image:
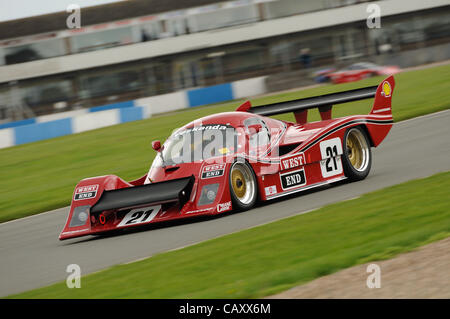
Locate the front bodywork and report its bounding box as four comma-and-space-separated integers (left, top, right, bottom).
59, 76, 395, 240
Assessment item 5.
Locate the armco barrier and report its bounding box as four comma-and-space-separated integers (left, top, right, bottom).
0, 76, 267, 148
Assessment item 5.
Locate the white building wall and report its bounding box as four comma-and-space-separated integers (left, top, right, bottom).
0, 0, 447, 83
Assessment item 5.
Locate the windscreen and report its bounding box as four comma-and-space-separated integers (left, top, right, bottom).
152, 124, 238, 167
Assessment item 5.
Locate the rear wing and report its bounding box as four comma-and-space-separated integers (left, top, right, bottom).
237, 76, 395, 124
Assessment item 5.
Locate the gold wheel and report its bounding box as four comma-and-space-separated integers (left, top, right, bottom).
230, 161, 256, 206
345, 128, 370, 172
347, 133, 362, 169
231, 169, 246, 199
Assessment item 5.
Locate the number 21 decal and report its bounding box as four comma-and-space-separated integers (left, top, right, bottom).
117, 205, 161, 228
319, 137, 343, 178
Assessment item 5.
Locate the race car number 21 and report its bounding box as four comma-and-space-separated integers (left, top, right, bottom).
319, 137, 343, 178
117, 205, 161, 227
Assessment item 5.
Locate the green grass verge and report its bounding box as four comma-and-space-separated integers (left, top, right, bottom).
1, 64, 450, 222
8, 171, 450, 299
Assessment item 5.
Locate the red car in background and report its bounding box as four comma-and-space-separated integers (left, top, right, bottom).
323, 62, 400, 84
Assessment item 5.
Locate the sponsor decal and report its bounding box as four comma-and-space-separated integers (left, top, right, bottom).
264, 185, 277, 196
319, 137, 343, 178
174, 124, 234, 137
280, 169, 306, 190
186, 207, 214, 214
74, 185, 98, 201
381, 81, 391, 98
202, 164, 225, 179
117, 205, 161, 227
217, 201, 232, 213
280, 153, 306, 171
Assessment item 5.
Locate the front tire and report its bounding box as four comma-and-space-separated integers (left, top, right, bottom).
229, 160, 258, 211
342, 127, 372, 181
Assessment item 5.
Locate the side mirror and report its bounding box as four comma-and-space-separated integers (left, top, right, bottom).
152, 140, 161, 152
248, 124, 262, 135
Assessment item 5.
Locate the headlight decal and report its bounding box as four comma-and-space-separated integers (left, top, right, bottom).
69, 205, 90, 227
197, 184, 219, 206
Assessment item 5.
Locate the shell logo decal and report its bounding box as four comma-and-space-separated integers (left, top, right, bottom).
381, 81, 392, 98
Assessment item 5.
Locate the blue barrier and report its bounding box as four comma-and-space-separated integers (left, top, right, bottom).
0, 118, 36, 130
187, 83, 233, 107
89, 100, 135, 113
119, 106, 143, 123
14, 118, 73, 145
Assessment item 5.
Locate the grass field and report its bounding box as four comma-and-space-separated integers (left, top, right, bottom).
0, 64, 449, 222
9, 171, 450, 298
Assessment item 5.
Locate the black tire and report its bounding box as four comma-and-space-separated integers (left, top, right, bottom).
229, 160, 258, 211
342, 126, 372, 181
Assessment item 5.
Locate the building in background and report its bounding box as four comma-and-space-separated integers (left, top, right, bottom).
0, 0, 449, 122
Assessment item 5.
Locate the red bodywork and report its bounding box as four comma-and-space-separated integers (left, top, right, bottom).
59, 76, 395, 240
327, 63, 400, 84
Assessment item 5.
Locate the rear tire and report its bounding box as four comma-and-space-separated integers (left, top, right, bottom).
342, 127, 372, 181
229, 160, 258, 211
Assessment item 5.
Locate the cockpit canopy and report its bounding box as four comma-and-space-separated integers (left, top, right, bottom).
151, 113, 285, 168
152, 124, 239, 167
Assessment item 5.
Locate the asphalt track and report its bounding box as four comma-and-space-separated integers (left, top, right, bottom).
1, 110, 449, 297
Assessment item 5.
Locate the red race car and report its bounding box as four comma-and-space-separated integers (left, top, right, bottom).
59, 76, 395, 240
326, 62, 400, 84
